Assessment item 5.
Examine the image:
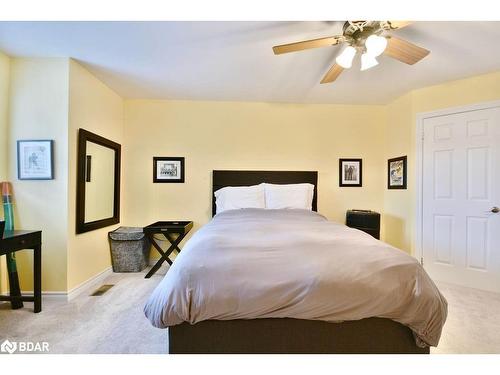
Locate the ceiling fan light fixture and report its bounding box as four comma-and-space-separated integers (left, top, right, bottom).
361, 53, 379, 71
272, 20, 430, 85
365, 34, 388, 57
335, 46, 356, 69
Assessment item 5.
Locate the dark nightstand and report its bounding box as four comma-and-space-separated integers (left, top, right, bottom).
346, 210, 380, 239
143, 221, 193, 278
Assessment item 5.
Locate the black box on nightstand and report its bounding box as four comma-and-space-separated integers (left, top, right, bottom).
346, 210, 380, 239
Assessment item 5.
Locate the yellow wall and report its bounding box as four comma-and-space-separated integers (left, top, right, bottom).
2, 58, 124, 293
125, 72, 500, 257
383, 71, 500, 254
0, 51, 10, 293
0, 51, 9, 181
7, 58, 70, 292
67, 60, 124, 291
3, 53, 500, 293
383, 92, 414, 252
123, 100, 387, 242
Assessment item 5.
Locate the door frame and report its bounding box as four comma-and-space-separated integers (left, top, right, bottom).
415, 99, 500, 265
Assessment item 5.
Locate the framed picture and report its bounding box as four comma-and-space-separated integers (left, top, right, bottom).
339, 158, 362, 187
153, 157, 185, 183
388, 156, 407, 189
17, 140, 54, 180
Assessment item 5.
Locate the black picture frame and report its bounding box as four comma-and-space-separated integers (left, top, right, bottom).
76, 129, 121, 234
153, 157, 185, 183
17, 140, 54, 180
388, 156, 407, 190
339, 158, 362, 187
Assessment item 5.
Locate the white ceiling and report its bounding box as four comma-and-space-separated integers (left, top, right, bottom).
0, 21, 499, 104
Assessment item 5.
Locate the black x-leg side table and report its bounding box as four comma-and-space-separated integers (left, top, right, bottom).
143, 221, 193, 278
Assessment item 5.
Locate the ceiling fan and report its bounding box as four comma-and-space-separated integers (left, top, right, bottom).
272, 21, 430, 84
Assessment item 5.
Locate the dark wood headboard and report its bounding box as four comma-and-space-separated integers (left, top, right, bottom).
212, 170, 318, 216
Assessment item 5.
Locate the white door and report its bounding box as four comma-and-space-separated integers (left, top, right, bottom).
422, 106, 500, 292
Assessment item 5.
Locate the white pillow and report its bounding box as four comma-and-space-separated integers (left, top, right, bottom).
264, 183, 314, 210
214, 184, 265, 214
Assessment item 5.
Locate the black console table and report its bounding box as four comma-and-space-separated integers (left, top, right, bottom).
143, 221, 193, 278
0, 230, 42, 313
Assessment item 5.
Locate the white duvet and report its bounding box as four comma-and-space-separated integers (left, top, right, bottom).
144, 209, 447, 347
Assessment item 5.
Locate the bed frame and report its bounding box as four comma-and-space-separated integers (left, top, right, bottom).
169, 318, 428, 354
168, 170, 429, 354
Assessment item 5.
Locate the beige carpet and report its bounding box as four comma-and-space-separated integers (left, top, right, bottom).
430, 281, 500, 354
1, 265, 499, 354
0, 266, 168, 354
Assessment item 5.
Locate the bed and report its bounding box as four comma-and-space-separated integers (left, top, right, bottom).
144, 170, 447, 354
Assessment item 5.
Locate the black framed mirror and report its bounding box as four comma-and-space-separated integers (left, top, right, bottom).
76, 129, 121, 234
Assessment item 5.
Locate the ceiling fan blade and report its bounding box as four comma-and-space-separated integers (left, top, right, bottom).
387, 21, 413, 29
384, 36, 430, 65
320, 63, 344, 84
273, 36, 343, 55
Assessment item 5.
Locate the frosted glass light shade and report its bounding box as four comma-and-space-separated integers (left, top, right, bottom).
361, 53, 379, 71
335, 46, 356, 69
365, 35, 388, 57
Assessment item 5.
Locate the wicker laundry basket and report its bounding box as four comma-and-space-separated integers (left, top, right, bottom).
108, 227, 150, 272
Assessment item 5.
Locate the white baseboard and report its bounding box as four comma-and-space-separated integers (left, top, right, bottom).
18, 266, 113, 302
15, 290, 68, 302
67, 266, 113, 301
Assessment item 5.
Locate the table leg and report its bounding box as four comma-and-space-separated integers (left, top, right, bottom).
7, 253, 23, 309
145, 233, 185, 278
33, 245, 42, 313
145, 234, 169, 279
164, 233, 182, 254
145, 255, 169, 279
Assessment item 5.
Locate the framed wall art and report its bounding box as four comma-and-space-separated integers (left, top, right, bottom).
388, 155, 407, 189
339, 158, 362, 187
153, 157, 185, 183
17, 140, 54, 180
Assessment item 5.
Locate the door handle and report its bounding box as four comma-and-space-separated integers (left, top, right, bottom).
492, 206, 500, 213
